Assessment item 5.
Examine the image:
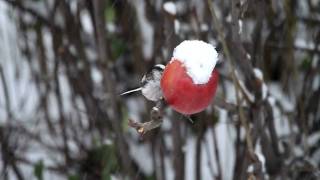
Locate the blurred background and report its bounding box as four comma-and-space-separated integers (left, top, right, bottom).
0, 0, 320, 179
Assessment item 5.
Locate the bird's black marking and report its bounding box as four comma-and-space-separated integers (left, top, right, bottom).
141, 64, 165, 87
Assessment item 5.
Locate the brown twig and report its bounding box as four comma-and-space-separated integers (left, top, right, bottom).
128, 101, 165, 135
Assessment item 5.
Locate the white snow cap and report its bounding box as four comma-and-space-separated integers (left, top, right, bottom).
163, 2, 177, 15
172, 40, 218, 84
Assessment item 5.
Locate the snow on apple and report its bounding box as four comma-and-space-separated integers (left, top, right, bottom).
172, 40, 219, 84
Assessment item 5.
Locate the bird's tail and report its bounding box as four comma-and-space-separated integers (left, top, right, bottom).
120, 87, 142, 96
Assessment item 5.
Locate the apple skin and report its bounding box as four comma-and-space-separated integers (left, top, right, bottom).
161, 59, 219, 115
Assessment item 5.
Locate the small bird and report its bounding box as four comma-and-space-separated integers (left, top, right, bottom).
120, 64, 165, 101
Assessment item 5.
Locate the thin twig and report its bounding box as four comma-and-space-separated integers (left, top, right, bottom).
235, 77, 255, 157
0, 65, 12, 119
207, 0, 253, 105
3, 0, 62, 31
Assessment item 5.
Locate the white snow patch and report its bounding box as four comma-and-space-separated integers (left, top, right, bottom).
238, 20, 243, 34
262, 83, 268, 100
103, 138, 113, 145
69, 0, 78, 14
91, 67, 103, 84
253, 67, 268, 99
216, 109, 235, 179
163, 133, 173, 150
223, 81, 237, 103
164, 156, 174, 180
253, 68, 263, 80
226, 14, 232, 22
268, 96, 276, 106
172, 40, 219, 84
163, 1, 177, 15
268, 83, 295, 112
312, 56, 319, 68
308, 132, 320, 146
202, 131, 218, 179
295, 38, 320, 51
293, 146, 304, 156
107, 23, 116, 33
111, 175, 121, 180
174, 19, 180, 34
313, 75, 319, 91
161, 116, 172, 130
256, 152, 266, 173
267, 93, 292, 137
80, 10, 93, 34
129, 141, 154, 175
184, 109, 235, 180
200, 24, 209, 32
311, 150, 320, 166
273, 107, 292, 137
311, 0, 320, 6
247, 165, 254, 173
185, 136, 196, 180
246, 53, 251, 60
126, 97, 146, 124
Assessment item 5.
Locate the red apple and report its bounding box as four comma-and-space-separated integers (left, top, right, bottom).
161, 58, 219, 115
